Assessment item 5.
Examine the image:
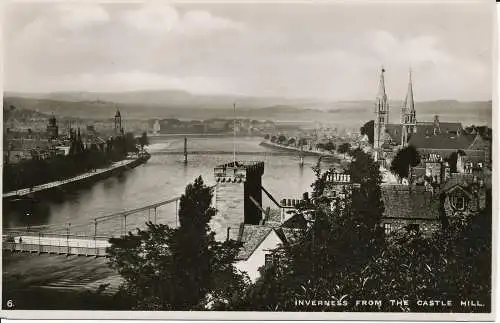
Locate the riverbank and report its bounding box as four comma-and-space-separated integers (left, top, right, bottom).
3, 153, 150, 201
260, 140, 333, 156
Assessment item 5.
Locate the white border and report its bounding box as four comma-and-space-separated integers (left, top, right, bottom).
0, 0, 497, 321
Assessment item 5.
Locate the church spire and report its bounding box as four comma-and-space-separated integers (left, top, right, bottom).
373, 66, 390, 162
403, 68, 415, 113
401, 68, 417, 147
377, 66, 387, 101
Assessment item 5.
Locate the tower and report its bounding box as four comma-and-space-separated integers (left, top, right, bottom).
401, 69, 417, 147
46, 114, 59, 140
373, 67, 390, 161
212, 161, 265, 241
114, 108, 122, 135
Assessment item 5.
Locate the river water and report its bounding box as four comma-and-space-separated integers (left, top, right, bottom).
4, 137, 337, 237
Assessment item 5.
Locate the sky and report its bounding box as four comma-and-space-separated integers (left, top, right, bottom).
3, 1, 493, 101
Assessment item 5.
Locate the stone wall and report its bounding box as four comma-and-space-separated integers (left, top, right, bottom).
212, 182, 245, 241
382, 218, 441, 238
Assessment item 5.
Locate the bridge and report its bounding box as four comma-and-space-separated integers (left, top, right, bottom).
3, 195, 182, 258
150, 150, 310, 156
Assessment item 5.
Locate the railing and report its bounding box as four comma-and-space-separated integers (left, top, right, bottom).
3, 232, 111, 257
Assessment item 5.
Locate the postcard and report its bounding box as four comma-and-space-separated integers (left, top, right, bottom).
1, 0, 495, 321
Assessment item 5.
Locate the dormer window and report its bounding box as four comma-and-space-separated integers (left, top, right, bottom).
451, 194, 467, 211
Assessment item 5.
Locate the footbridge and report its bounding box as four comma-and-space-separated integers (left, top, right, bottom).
3, 196, 183, 258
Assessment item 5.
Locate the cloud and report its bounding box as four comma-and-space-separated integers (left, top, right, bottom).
3, 3, 491, 101
119, 4, 245, 35
56, 4, 110, 30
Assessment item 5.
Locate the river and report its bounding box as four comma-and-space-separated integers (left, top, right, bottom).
3, 137, 339, 237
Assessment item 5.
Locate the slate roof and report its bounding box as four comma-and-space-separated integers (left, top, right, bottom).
408, 131, 474, 150
417, 122, 463, 135
235, 224, 275, 261
440, 173, 489, 193
385, 124, 403, 145
381, 184, 440, 220
383, 121, 471, 150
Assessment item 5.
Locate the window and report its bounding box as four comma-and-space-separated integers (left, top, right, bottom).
384, 223, 392, 234
453, 196, 466, 211
264, 254, 274, 268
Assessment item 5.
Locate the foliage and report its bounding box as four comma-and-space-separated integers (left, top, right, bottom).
138, 132, 149, 149
287, 138, 296, 146
227, 147, 491, 312
270, 136, 277, 143
360, 120, 374, 145
278, 135, 287, 144
346, 191, 491, 312
264, 134, 270, 140
317, 141, 335, 152
107, 176, 248, 310
227, 149, 385, 311
4, 132, 139, 192
337, 142, 351, 155
390, 145, 420, 179
298, 138, 308, 146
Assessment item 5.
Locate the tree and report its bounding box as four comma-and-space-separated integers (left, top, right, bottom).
270, 136, 277, 143
287, 138, 296, 146
226, 149, 385, 311
278, 135, 287, 144
337, 142, 351, 158
107, 176, 248, 310
345, 190, 491, 312
124, 132, 139, 153
322, 141, 336, 152
138, 132, 149, 149
264, 134, 270, 140
360, 120, 374, 145
390, 145, 420, 180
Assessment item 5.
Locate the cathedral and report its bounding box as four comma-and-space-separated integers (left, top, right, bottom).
372, 67, 491, 182
371, 67, 491, 236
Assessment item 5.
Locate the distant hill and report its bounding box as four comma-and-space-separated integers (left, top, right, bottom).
3, 92, 492, 127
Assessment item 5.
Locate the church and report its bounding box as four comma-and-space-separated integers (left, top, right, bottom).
372, 67, 491, 183
370, 67, 491, 236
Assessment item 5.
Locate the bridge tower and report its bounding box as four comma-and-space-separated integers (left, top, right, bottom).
183, 137, 188, 165
212, 161, 264, 241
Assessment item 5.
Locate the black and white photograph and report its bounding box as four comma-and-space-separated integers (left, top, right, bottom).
0, 0, 494, 320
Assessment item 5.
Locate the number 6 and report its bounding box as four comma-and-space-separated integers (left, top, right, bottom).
6, 299, 13, 308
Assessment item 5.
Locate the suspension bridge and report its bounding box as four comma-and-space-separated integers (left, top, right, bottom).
3, 196, 182, 258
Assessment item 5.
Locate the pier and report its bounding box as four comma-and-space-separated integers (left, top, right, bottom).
3, 154, 150, 200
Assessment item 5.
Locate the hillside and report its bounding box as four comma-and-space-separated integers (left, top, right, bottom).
3, 93, 492, 128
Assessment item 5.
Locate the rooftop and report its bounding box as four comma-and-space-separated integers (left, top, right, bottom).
381, 184, 440, 220
235, 224, 275, 261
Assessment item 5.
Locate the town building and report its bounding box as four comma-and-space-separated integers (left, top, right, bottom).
372, 67, 491, 175
370, 66, 491, 236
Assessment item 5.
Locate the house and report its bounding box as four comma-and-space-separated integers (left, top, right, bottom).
234, 223, 302, 282
440, 173, 489, 219
234, 224, 285, 282
380, 184, 441, 237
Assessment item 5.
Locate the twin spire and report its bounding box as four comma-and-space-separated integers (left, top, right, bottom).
376, 66, 415, 115
402, 68, 415, 113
